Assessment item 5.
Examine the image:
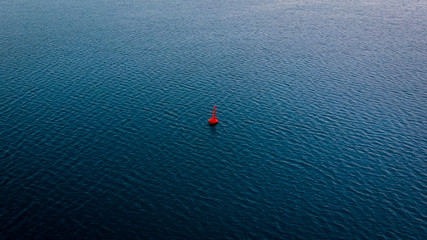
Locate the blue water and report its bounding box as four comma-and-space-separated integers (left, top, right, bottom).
1, 0, 426, 239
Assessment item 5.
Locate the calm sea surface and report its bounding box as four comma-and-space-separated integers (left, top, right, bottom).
1, 0, 426, 239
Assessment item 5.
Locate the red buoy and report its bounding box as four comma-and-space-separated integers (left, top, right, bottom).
208, 106, 218, 125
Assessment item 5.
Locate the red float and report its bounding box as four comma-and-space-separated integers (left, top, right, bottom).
208, 106, 218, 125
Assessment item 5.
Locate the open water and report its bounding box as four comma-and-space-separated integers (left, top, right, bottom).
1, 0, 426, 239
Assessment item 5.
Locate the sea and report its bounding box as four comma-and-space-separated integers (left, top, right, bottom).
1, 0, 426, 239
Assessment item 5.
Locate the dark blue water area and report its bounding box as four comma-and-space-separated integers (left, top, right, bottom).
1, 0, 426, 239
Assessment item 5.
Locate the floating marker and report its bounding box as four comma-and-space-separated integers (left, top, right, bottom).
208, 106, 218, 126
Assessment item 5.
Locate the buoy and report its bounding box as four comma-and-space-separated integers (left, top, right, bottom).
208, 106, 218, 126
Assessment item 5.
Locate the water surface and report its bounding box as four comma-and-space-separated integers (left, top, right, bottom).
1, 0, 426, 239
